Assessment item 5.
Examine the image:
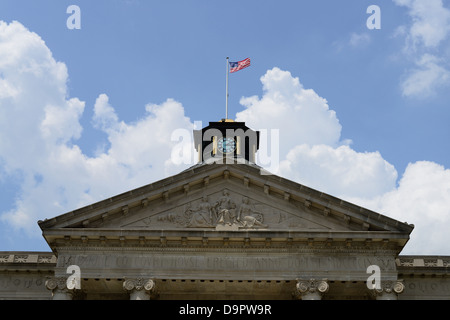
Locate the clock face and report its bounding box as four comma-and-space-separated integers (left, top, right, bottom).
218, 137, 236, 154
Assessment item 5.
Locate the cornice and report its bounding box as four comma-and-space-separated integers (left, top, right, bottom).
44, 229, 406, 255
42, 227, 410, 244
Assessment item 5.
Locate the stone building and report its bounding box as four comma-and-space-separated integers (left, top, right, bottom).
0, 120, 449, 300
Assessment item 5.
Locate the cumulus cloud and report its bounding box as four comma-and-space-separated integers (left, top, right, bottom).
0, 21, 194, 237
92, 93, 122, 134
348, 161, 450, 255
236, 67, 342, 160
394, 0, 450, 49
93, 94, 194, 176
401, 53, 450, 97
278, 144, 397, 200
393, 0, 450, 97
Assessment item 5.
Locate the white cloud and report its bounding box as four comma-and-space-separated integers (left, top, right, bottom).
278, 144, 398, 200
92, 93, 122, 133
96, 96, 194, 176
0, 21, 194, 236
40, 98, 85, 144
393, 0, 450, 96
401, 53, 450, 97
349, 32, 371, 47
348, 161, 450, 255
236, 67, 342, 160
394, 0, 450, 49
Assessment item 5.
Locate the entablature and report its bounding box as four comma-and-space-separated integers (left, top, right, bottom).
43, 229, 406, 254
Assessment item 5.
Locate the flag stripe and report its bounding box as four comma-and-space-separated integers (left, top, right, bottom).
229, 58, 251, 73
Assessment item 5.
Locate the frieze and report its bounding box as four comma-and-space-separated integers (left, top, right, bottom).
54, 243, 401, 255
0, 276, 47, 290
0, 253, 56, 264
396, 256, 450, 268
55, 252, 397, 276
14, 255, 28, 263
404, 279, 450, 294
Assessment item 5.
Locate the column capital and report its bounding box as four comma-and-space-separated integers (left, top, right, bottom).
45, 276, 80, 300
369, 280, 404, 300
295, 279, 329, 300
123, 278, 155, 300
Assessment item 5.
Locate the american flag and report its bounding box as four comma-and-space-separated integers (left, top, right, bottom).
229, 58, 251, 73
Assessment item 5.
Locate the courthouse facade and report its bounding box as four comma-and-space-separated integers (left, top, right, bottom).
0, 120, 449, 300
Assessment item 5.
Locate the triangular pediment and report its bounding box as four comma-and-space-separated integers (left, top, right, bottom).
39, 163, 413, 244
109, 183, 350, 232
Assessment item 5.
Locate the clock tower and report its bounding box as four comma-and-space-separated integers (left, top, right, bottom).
193, 119, 260, 164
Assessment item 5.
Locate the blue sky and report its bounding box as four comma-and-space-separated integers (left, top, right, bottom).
1, 0, 450, 254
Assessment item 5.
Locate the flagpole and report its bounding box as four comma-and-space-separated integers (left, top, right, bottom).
226, 57, 229, 120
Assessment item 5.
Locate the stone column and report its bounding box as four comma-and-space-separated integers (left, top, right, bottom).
296, 279, 329, 300
45, 277, 76, 300
123, 278, 155, 300
369, 280, 405, 300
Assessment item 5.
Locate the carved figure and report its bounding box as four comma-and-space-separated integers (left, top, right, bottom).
237, 197, 267, 228
181, 192, 268, 230
187, 196, 213, 227
215, 190, 237, 226
218, 203, 237, 226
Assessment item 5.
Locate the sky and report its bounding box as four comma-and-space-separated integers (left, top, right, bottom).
0, 0, 449, 255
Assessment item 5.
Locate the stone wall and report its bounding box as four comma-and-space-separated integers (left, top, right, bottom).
1, 252, 449, 299
0, 252, 56, 299
397, 256, 450, 300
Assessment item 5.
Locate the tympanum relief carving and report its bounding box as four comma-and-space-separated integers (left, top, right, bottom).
126, 189, 328, 231
180, 191, 268, 230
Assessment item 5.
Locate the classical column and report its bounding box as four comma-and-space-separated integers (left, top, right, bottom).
123, 278, 155, 300
369, 280, 405, 300
296, 279, 329, 300
45, 277, 76, 300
